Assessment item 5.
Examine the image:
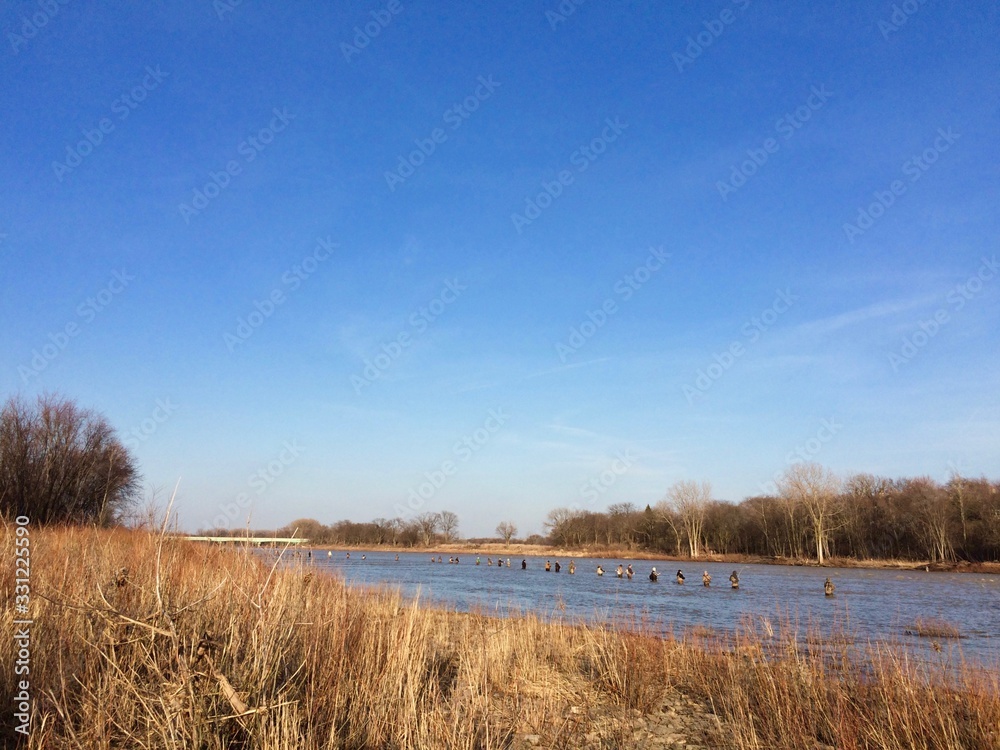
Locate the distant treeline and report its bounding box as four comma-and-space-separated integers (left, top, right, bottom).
546, 473, 1000, 564
202, 465, 1000, 563
203, 511, 479, 550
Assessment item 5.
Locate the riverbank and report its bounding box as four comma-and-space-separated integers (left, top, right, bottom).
3, 525, 998, 749
308, 541, 1000, 575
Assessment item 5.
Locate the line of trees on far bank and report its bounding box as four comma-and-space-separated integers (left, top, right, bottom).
546, 467, 1000, 564
205, 463, 1000, 564
201, 513, 545, 550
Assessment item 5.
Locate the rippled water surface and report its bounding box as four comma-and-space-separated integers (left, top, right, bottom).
275, 550, 1000, 663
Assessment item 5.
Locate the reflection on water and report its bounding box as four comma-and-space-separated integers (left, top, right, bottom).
270, 550, 1000, 663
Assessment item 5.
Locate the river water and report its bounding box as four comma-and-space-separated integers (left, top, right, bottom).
285, 550, 1000, 664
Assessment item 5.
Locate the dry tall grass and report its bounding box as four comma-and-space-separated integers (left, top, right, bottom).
2, 524, 998, 749
685, 617, 1000, 750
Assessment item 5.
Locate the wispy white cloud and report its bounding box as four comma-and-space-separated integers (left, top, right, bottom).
450, 379, 503, 394
741, 354, 826, 372
546, 423, 606, 440
319, 402, 401, 420
444, 357, 611, 396
521, 357, 610, 381
789, 296, 937, 339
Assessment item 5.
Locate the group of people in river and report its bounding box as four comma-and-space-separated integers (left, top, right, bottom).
462, 558, 748, 590
644, 568, 739, 588
315, 551, 836, 594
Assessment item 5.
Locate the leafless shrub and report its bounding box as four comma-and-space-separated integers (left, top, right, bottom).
0, 393, 140, 525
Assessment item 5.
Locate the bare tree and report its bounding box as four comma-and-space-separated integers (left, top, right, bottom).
0, 394, 141, 525
703, 499, 741, 554
778, 463, 841, 564
904, 477, 953, 562
399, 518, 421, 546
776, 488, 807, 558
652, 500, 684, 555
276, 518, 327, 542
371, 517, 391, 545
740, 495, 779, 556
415, 512, 440, 546
544, 507, 581, 546
947, 474, 971, 551
438, 510, 460, 543
607, 502, 638, 548
665, 480, 712, 558
387, 517, 403, 546
842, 473, 894, 558
495, 520, 517, 547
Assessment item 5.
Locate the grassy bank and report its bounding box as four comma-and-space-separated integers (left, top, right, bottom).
3, 524, 998, 749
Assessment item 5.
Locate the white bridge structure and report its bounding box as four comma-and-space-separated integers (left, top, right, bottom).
180, 536, 308, 546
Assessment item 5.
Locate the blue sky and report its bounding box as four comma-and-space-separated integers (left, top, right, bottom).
2, 1, 998, 537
